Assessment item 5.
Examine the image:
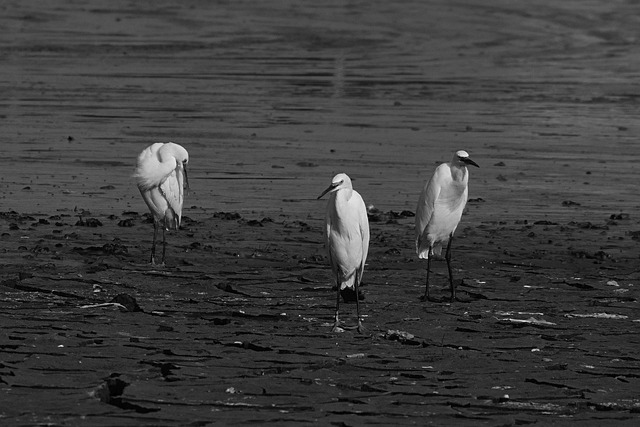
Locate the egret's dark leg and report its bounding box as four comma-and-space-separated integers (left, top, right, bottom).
420, 246, 433, 302
150, 221, 159, 265
332, 278, 341, 332
161, 224, 167, 266
354, 270, 364, 333
445, 234, 455, 302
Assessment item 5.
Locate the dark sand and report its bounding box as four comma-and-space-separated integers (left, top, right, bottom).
1, 1, 639, 425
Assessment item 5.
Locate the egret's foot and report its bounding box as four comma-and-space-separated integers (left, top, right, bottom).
450, 294, 470, 303
356, 321, 365, 334
419, 293, 439, 303
334, 322, 364, 333
331, 322, 345, 333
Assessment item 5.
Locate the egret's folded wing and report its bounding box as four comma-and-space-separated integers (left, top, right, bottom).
357, 194, 370, 275
134, 143, 166, 190
416, 177, 439, 234
159, 171, 184, 228
415, 174, 441, 253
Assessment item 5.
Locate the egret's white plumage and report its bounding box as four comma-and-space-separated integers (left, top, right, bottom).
318, 173, 370, 333
415, 150, 478, 302
134, 142, 189, 265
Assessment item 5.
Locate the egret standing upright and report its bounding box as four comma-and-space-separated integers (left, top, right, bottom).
415, 150, 479, 302
134, 142, 189, 265
318, 173, 370, 333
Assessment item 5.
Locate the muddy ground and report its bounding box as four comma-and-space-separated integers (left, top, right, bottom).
1, 1, 639, 425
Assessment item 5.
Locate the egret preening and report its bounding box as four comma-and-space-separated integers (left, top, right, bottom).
318, 173, 370, 333
415, 150, 479, 302
134, 142, 189, 265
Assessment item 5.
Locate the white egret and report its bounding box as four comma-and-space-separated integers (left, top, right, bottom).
134, 142, 189, 265
415, 150, 479, 302
318, 173, 370, 333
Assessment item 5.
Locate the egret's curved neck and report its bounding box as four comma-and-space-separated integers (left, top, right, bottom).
157, 146, 179, 174
334, 187, 353, 205
450, 164, 468, 182
158, 156, 178, 178
140, 150, 178, 188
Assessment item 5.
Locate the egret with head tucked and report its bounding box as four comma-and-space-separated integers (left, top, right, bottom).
134, 142, 189, 265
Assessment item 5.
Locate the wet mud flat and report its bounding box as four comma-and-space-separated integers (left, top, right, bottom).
2, 0, 640, 425
0, 209, 638, 426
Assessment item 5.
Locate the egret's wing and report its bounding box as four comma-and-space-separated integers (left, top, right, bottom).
139, 186, 166, 223
415, 169, 442, 254
159, 169, 184, 228
416, 175, 440, 236
324, 201, 337, 278
356, 192, 370, 282
134, 143, 164, 190
326, 224, 349, 287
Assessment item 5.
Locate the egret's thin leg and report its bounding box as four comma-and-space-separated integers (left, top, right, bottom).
445, 235, 455, 302
421, 247, 432, 302
161, 225, 167, 266
354, 270, 364, 333
332, 279, 341, 332
151, 222, 158, 265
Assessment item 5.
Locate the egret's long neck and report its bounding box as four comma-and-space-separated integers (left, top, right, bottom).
450, 164, 468, 183
336, 187, 353, 202
331, 187, 353, 216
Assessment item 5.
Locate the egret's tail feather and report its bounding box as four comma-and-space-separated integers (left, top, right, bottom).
339, 274, 356, 291
163, 208, 181, 230
417, 244, 442, 260
337, 273, 362, 302
432, 244, 443, 257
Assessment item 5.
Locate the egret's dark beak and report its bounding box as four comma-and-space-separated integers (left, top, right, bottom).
318, 182, 338, 199
463, 157, 479, 168
183, 163, 190, 193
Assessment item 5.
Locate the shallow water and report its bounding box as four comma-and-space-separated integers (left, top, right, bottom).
2, 0, 640, 222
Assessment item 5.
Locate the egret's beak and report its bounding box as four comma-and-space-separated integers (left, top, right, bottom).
183, 163, 190, 193
463, 157, 479, 168
318, 183, 337, 199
